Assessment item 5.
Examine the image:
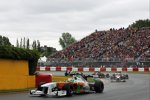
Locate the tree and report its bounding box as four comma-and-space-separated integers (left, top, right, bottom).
3, 37, 11, 46
20, 38, 22, 48
32, 40, 37, 50
37, 40, 40, 52
0, 35, 11, 46
16, 39, 19, 48
40, 46, 57, 57
23, 37, 26, 49
0, 35, 2, 45
128, 19, 150, 28
26, 38, 30, 49
59, 32, 76, 49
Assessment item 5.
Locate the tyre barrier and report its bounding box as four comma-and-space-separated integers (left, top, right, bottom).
36, 66, 150, 72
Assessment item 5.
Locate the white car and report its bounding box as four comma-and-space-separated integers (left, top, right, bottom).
30, 75, 104, 97
110, 72, 126, 82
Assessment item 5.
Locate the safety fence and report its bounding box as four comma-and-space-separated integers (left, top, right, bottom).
36, 66, 150, 72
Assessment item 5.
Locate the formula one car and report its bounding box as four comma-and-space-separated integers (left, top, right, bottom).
116, 72, 129, 79
64, 71, 84, 76
92, 72, 110, 78
30, 75, 104, 97
65, 71, 109, 79
110, 72, 126, 82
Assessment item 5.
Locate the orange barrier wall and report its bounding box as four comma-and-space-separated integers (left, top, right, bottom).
0, 59, 35, 90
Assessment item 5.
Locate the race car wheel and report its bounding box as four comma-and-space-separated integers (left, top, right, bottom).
100, 74, 105, 78
94, 81, 104, 93
29, 91, 32, 95
105, 74, 110, 78
125, 74, 129, 79
62, 84, 73, 96
123, 79, 126, 82
64, 72, 68, 76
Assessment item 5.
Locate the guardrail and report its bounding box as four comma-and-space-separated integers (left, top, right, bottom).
36, 66, 150, 72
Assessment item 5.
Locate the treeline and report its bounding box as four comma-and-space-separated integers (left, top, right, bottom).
0, 35, 11, 46
129, 19, 150, 28
16, 38, 57, 57
16, 38, 40, 50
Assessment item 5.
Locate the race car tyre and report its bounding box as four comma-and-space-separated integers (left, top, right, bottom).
62, 84, 73, 96
29, 91, 32, 95
105, 74, 110, 78
64, 72, 68, 76
125, 74, 129, 79
94, 81, 104, 93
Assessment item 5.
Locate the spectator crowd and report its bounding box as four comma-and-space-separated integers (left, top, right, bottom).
48, 27, 150, 63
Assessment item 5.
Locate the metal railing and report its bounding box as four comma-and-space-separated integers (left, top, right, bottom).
38, 57, 150, 67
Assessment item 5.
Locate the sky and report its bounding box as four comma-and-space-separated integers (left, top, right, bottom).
0, 0, 149, 50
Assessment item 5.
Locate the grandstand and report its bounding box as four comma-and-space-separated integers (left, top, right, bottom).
46, 27, 150, 67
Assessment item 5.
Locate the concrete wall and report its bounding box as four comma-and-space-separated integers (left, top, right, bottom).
0, 59, 35, 90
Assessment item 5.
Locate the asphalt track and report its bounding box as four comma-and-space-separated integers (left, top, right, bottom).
0, 72, 150, 100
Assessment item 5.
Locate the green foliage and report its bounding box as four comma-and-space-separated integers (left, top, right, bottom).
16, 39, 19, 48
0, 35, 11, 46
0, 46, 40, 75
59, 32, 76, 49
40, 46, 57, 57
129, 19, 150, 28
26, 38, 30, 49
28, 50, 40, 75
32, 40, 37, 50
20, 38, 22, 48
42, 47, 57, 57
37, 40, 40, 51
16, 37, 56, 58
23, 37, 26, 49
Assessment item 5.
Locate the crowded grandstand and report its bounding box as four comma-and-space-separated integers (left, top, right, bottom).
47, 27, 150, 67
